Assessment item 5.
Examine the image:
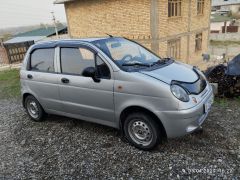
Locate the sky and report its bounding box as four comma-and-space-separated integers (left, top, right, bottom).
0, 0, 66, 28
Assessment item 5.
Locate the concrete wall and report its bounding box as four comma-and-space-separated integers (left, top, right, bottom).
209, 44, 240, 59
221, 4, 240, 18
64, 0, 211, 68
210, 33, 240, 41
211, 21, 231, 32
230, 4, 240, 18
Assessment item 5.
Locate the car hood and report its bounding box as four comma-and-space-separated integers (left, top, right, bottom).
139, 61, 198, 84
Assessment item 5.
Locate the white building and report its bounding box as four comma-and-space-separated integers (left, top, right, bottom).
212, 0, 240, 18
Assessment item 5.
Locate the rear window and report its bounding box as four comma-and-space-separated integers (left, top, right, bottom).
30, 48, 55, 72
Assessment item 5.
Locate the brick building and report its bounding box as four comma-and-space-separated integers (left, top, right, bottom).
0, 38, 9, 64
55, 0, 211, 67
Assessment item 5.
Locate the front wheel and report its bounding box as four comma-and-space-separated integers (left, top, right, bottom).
123, 112, 162, 150
25, 95, 46, 122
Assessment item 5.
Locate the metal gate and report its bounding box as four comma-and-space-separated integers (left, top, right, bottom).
4, 41, 34, 64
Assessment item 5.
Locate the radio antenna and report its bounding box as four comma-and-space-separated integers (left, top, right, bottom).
106, 33, 113, 38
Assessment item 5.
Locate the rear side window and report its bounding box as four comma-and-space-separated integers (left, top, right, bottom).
60, 47, 95, 75
30, 48, 55, 72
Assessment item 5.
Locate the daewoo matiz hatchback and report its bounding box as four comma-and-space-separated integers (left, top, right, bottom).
21, 37, 214, 150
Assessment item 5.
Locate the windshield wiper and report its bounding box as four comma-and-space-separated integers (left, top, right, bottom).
151, 58, 170, 66
122, 62, 151, 67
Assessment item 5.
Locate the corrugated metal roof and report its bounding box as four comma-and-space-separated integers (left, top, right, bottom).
14, 25, 67, 37
212, 0, 240, 7
4, 36, 45, 44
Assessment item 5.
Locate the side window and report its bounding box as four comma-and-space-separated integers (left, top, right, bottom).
96, 56, 111, 79
61, 47, 95, 75
30, 48, 55, 72
197, 0, 204, 15
168, 0, 182, 17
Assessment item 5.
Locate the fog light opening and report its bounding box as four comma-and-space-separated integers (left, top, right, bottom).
192, 97, 198, 104
186, 126, 198, 133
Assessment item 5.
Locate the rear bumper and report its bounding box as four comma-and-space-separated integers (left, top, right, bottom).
155, 87, 214, 138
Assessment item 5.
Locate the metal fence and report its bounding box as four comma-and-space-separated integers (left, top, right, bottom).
222, 26, 239, 33
4, 41, 34, 64
0, 46, 6, 64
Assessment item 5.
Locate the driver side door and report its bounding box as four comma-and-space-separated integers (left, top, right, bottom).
58, 46, 115, 125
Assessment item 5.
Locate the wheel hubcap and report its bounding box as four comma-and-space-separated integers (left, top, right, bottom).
128, 120, 153, 146
27, 100, 39, 118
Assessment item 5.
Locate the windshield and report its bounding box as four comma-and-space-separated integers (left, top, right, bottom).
92, 38, 162, 71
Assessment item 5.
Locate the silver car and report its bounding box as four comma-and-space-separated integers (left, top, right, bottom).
20, 37, 214, 150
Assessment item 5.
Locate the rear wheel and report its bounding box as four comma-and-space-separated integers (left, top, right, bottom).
25, 95, 45, 122
123, 112, 162, 150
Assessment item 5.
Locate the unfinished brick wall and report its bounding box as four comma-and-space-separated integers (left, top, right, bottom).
188, 29, 209, 69
190, 0, 211, 31
65, 0, 151, 38
157, 0, 211, 68
64, 0, 211, 68
0, 45, 9, 64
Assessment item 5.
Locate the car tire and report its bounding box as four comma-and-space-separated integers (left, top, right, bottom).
25, 95, 46, 122
123, 112, 162, 150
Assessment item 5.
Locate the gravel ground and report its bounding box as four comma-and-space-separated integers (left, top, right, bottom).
0, 98, 239, 179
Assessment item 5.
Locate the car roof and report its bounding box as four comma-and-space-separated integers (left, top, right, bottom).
31, 37, 117, 50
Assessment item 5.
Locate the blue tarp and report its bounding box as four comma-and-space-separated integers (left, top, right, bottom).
226, 54, 240, 76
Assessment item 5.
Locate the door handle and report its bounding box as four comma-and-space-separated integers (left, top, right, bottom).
61, 78, 69, 84
27, 74, 33, 79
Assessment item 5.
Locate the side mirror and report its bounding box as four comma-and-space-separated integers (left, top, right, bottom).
82, 67, 100, 83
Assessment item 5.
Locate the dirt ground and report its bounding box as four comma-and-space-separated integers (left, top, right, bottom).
0, 97, 239, 179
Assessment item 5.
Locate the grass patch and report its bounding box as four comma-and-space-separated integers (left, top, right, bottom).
210, 40, 240, 47
236, 96, 240, 104
0, 69, 20, 99
214, 97, 229, 107
211, 14, 233, 23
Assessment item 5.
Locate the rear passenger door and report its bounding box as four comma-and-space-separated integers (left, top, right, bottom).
58, 46, 115, 124
24, 48, 62, 111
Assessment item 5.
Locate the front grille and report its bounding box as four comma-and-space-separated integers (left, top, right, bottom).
172, 73, 207, 95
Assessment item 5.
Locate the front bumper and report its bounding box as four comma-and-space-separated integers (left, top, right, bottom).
155, 86, 214, 138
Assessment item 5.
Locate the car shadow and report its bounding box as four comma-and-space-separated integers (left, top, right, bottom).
43, 114, 120, 136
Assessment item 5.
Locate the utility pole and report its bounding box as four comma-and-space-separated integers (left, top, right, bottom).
51, 11, 59, 39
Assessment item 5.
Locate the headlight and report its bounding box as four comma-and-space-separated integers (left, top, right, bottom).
171, 84, 189, 102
